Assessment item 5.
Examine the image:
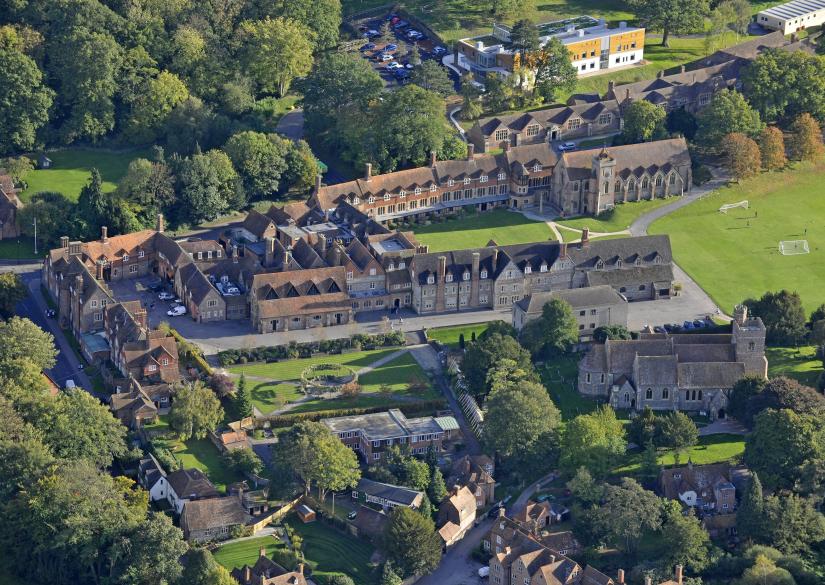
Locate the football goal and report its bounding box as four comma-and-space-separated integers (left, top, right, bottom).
779, 240, 810, 255
719, 200, 749, 213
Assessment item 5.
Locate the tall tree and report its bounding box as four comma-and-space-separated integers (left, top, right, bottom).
737, 472, 767, 544
384, 507, 442, 578
533, 37, 578, 104
761, 493, 825, 554
560, 405, 626, 477
381, 562, 403, 585
233, 373, 253, 418
0, 42, 53, 154
787, 113, 825, 161
595, 478, 663, 553
0, 272, 27, 318
169, 381, 224, 440
225, 447, 263, 476
728, 376, 767, 426
0, 316, 57, 372
743, 290, 807, 346
630, 0, 710, 46
411, 61, 455, 97
176, 149, 244, 224
722, 132, 761, 181
463, 333, 535, 401
659, 501, 711, 572
428, 467, 447, 503
223, 131, 290, 199
75, 168, 108, 237
115, 156, 176, 226
277, 0, 342, 51
696, 90, 763, 147
640, 440, 661, 483
123, 71, 189, 144
628, 406, 658, 446
239, 17, 313, 96
745, 376, 825, 425
509, 19, 540, 57
759, 126, 787, 171
738, 554, 795, 585
483, 378, 561, 461
119, 513, 189, 585
742, 50, 825, 122
519, 297, 578, 358
657, 411, 698, 464
621, 100, 666, 143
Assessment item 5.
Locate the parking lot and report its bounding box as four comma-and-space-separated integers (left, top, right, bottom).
352, 13, 455, 89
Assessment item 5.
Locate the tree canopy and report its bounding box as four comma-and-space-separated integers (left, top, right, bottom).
519, 298, 578, 358
384, 507, 442, 578
560, 405, 626, 477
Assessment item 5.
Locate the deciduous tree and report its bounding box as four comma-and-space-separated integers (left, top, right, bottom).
533, 37, 577, 104
384, 507, 442, 577
622, 100, 666, 143
560, 405, 626, 478
593, 324, 632, 342
119, 513, 188, 585
519, 298, 578, 358
742, 50, 825, 122
176, 149, 244, 224
123, 71, 189, 144
722, 132, 761, 181
463, 333, 536, 400
659, 501, 711, 572
759, 126, 787, 171
696, 90, 763, 147
0, 42, 53, 154
223, 131, 290, 200
743, 290, 807, 345
630, 0, 710, 46
0, 271, 26, 318
728, 376, 767, 426
169, 381, 224, 440
0, 316, 57, 372
656, 411, 698, 464
277, 0, 342, 51
225, 447, 263, 476
411, 61, 455, 97
787, 113, 825, 161
595, 477, 662, 553
239, 17, 313, 96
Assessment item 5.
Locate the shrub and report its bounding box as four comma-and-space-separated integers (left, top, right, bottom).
216, 333, 405, 366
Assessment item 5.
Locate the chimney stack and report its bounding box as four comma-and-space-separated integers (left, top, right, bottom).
676, 564, 683, 585
259, 547, 267, 558
101, 226, 108, 243
559, 241, 568, 258
298, 563, 304, 575
96, 260, 104, 280
617, 569, 625, 584
333, 243, 342, 266
680, 64, 686, 73
285, 245, 293, 265
134, 308, 147, 329
581, 227, 590, 247
492, 248, 498, 269
265, 237, 275, 266
625, 88, 630, 101
498, 506, 506, 517
232, 244, 239, 264
315, 172, 322, 193
472, 252, 480, 277
657, 70, 664, 79
438, 256, 447, 280
466, 142, 475, 160
734, 304, 748, 325
645, 577, 652, 585
503, 140, 510, 152
365, 163, 372, 181
244, 567, 252, 582
156, 213, 165, 233
319, 233, 327, 253
430, 151, 437, 168
608, 80, 615, 93
60, 236, 69, 249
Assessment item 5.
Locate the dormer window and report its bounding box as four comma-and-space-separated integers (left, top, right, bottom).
388, 262, 395, 271
123, 254, 129, 262
400, 190, 406, 198
446, 274, 453, 282
498, 172, 506, 181
138, 250, 145, 258
353, 196, 360, 204
383, 193, 390, 201
526, 124, 540, 137
463, 272, 470, 281
480, 270, 488, 279
533, 164, 541, 172
399, 261, 405, 269
480, 175, 488, 183
635, 258, 642, 266
448, 179, 454, 187
595, 260, 604, 269
414, 187, 421, 195
463, 178, 470, 185
368, 197, 375, 204
427, 275, 435, 284
430, 184, 436, 192
540, 263, 547, 273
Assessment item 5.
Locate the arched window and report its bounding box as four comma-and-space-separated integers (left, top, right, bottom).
685, 390, 691, 401
655, 175, 663, 186
662, 388, 669, 399
698, 390, 703, 401
615, 179, 622, 191
669, 173, 677, 184
645, 388, 653, 399
642, 177, 650, 189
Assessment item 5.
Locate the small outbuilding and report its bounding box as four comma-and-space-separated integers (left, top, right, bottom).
296, 504, 316, 523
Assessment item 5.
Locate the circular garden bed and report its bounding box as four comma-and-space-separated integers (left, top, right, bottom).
300, 363, 358, 394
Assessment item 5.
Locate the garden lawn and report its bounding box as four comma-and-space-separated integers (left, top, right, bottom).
539, 355, 598, 421
249, 381, 303, 414
0, 236, 41, 260
20, 148, 149, 203
213, 536, 287, 570
289, 516, 379, 585
413, 209, 554, 252
227, 348, 399, 380
426, 322, 497, 347
556, 197, 673, 234
153, 437, 242, 492
766, 346, 821, 387
649, 161, 825, 314
615, 433, 746, 474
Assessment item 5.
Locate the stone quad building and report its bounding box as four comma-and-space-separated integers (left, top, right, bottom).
578, 305, 767, 419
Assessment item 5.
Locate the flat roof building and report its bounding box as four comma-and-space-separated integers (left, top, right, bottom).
757, 0, 825, 34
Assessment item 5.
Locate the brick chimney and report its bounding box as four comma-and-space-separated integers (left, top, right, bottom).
259, 547, 266, 558
134, 308, 147, 329
471, 252, 480, 278
466, 142, 475, 160
491, 248, 498, 270
318, 233, 327, 253
297, 563, 304, 575
676, 564, 683, 585
657, 70, 664, 79
315, 172, 322, 194
244, 566, 252, 582
95, 260, 104, 280
617, 569, 625, 584
608, 80, 615, 93
430, 151, 437, 168
60, 235, 69, 249
438, 256, 447, 281
365, 163, 372, 181
580, 227, 590, 248
497, 506, 506, 517
232, 244, 239, 264
645, 577, 652, 585
680, 64, 686, 73
100, 226, 108, 243
69, 241, 82, 256
559, 241, 568, 258
156, 213, 165, 233
264, 237, 275, 266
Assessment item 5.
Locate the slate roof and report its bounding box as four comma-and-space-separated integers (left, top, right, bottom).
515, 285, 625, 314
167, 468, 220, 500
475, 100, 621, 137
562, 138, 691, 181
585, 264, 674, 287
182, 497, 247, 532
356, 478, 424, 506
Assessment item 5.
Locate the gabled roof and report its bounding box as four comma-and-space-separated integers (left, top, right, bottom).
167, 468, 220, 500
242, 209, 276, 239
356, 478, 423, 506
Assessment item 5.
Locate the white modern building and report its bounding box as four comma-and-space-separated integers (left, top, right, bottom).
757, 0, 825, 34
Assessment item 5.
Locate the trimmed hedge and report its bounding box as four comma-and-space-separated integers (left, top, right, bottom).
169, 328, 213, 376
260, 399, 447, 428
217, 331, 406, 367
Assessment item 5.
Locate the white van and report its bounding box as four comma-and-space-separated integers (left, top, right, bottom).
64, 379, 76, 389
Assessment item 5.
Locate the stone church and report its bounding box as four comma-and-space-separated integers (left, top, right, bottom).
577, 305, 767, 419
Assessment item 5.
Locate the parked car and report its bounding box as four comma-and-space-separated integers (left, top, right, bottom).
365, 29, 379, 37
433, 46, 447, 55
653, 325, 666, 333
45, 308, 56, 318
478, 566, 490, 578
167, 305, 187, 317
406, 29, 422, 38
65, 379, 76, 389
392, 20, 409, 29
386, 61, 403, 70
536, 493, 556, 503
361, 42, 376, 51
385, 43, 398, 51
683, 321, 695, 330
379, 53, 393, 61
158, 292, 175, 300
404, 62, 415, 69
693, 319, 705, 328
557, 142, 577, 152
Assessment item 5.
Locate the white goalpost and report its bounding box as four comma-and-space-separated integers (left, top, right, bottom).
779, 240, 810, 255
719, 200, 749, 213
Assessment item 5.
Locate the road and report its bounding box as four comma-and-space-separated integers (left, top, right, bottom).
12, 267, 95, 395
416, 517, 490, 585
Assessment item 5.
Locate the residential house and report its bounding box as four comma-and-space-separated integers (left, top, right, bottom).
110, 384, 159, 429
514, 284, 628, 341
579, 305, 767, 419
137, 454, 168, 503
437, 486, 477, 548
181, 496, 249, 542
166, 468, 221, 514
322, 409, 458, 462
448, 454, 496, 508
231, 549, 307, 585
659, 462, 738, 515
512, 500, 570, 534
352, 478, 424, 510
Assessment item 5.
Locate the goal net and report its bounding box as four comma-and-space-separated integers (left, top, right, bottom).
719, 200, 749, 213
779, 240, 810, 255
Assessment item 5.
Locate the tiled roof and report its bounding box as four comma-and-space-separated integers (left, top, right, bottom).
516, 285, 625, 314
182, 497, 247, 532
168, 468, 220, 500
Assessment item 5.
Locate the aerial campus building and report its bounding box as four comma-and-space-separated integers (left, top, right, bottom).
455, 16, 645, 78
757, 0, 825, 34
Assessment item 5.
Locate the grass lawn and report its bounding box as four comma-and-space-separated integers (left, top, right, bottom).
413, 209, 554, 252
153, 437, 242, 492
229, 348, 441, 414
0, 236, 41, 260
213, 536, 287, 570
20, 148, 149, 203
539, 355, 598, 421
289, 517, 379, 585
556, 197, 674, 234
615, 433, 746, 474
766, 345, 821, 387
426, 322, 496, 347
649, 161, 825, 314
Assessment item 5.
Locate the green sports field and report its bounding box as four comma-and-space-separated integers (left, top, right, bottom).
649, 162, 825, 314
413, 209, 554, 252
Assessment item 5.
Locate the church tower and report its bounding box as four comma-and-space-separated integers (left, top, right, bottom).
591, 148, 616, 214
732, 305, 768, 378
